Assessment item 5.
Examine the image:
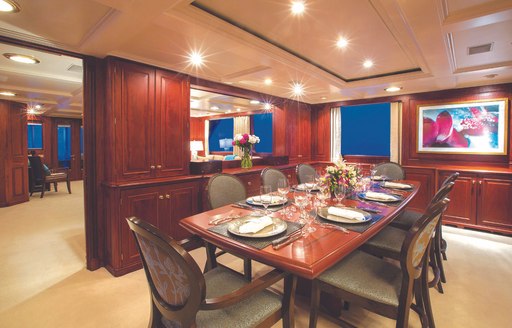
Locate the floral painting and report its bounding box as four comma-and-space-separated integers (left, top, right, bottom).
417, 99, 508, 155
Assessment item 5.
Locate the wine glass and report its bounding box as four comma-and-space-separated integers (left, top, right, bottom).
303, 196, 317, 234
334, 184, 346, 204
259, 185, 272, 216
316, 187, 330, 206
293, 190, 309, 224
277, 178, 290, 218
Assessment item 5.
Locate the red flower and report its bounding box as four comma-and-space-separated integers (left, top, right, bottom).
239, 138, 246, 144
231, 140, 236, 146
243, 133, 249, 140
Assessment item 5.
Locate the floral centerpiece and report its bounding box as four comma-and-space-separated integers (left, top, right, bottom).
232, 133, 260, 168
322, 157, 362, 195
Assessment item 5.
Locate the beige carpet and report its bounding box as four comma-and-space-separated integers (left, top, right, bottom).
0, 181, 511, 327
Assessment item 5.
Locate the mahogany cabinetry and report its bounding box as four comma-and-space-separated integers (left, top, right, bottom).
105, 180, 201, 276
106, 58, 190, 183
285, 102, 311, 163
403, 166, 436, 212
439, 170, 512, 234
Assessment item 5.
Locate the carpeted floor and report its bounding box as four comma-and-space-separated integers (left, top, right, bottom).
0, 180, 511, 327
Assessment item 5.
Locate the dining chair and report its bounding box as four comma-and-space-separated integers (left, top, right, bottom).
373, 161, 405, 180
309, 199, 449, 328
296, 163, 316, 184
127, 217, 297, 328
261, 167, 287, 192
207, 173, 252, 280
28, 155, 71, 198
361, 182, 454, 293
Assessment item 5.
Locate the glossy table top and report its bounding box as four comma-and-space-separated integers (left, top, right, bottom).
180, 181, 419, 279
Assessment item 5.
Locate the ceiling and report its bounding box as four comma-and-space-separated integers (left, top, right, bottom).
190, 88, 269, 117
0, 0, 510, 109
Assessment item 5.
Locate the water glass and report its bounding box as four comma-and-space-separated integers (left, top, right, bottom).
277, 178, 290, 217
334, 185, 346, 204
293, 190, 309, 224
260, 185, 272, 216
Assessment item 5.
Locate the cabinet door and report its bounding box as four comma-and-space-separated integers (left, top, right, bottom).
237, 172, 261, 197
440, 173, 476, 226
167, 182, 200, 240
404, 167, 436, 212
155, 71, 189, 177
113, 61, 155, 181
286, 105, 301, 163
477, 177, 512, 232
299, 105, 311, 161
120, 187, 161, 268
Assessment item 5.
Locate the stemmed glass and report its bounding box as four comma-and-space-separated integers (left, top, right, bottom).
303, 195, 317, 234
277, 178, 291, 218
293, 190, 309, 225
316, 186, 330, 207
259, 185, 272, 216
334, 184, 346, 204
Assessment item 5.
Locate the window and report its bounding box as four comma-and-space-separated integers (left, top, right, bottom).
253, 113, 273, 153
208, 118, 234, 152
27, 122, 43, 149
341, 103, 390, 156
57, 124, 72, 168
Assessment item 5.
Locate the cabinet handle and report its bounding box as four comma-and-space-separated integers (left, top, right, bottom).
298, 154, 302, 158
479, 180, 482, 185
157, 165, 162, 169
165, 194, 170, 199
159, 195, 164, 200
287, 175, 291, 178
471, 180, 475, 194
247, 181, 252, 186
150, 165, 156, 170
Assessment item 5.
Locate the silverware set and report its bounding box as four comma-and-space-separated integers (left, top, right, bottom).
315, 222, 350, 234
272, 227, 305, 250
208, 211, 242, 225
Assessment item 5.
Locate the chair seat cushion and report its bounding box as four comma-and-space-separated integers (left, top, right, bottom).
163, 267, 282, 328
46, 173, 67, 182
362, 226, 407, 260
391, 209, 422, 230
318, 250, 402, 307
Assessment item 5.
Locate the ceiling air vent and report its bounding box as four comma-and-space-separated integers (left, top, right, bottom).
467, 43, 493, 55
67, 64, 83, 73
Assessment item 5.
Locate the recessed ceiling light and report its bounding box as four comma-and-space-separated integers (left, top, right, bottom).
336, 37, 348, 49
236, 108, 241, 112
363, 59, 373, 68
264, 78, 272, 85
4, 53, 40, 64
188, 51, 203, 66
27, 108, 37, 115
0, 0, 20, 13
250, 100, 260, 105
385, 86, 402, 92
263, 103, 272, 110
210, 106, 219, 110
0, 91, 16, 96
321, 96, 327, 100
226, 110, 231, 113
291, 1, 305, 15
292, 82, 304, 96
34, 104, 42, 109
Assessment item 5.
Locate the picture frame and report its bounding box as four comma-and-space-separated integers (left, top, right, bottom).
417, 98, 508, 155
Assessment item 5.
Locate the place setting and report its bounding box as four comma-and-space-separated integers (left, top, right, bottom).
316, 205, 384, 233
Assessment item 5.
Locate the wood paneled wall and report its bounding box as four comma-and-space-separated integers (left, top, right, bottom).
190, 117, 205, 157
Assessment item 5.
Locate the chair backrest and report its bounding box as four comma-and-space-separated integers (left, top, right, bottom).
261, 167, 287, 192
296, 163, 316, 184
28, 155, 44, 183
373, 162, 405, 180
126, 217, 205, 328
430, 181, 455, 205
207, 173, 247, 209
441, 172, 459, 187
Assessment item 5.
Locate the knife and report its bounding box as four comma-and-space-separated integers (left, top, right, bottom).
272, 233, 303, 250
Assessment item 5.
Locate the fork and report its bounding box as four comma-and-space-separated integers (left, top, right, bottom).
208, 211, 242, 225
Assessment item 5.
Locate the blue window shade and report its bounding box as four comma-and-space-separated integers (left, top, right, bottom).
209, 118, 234, 152
253, 113, 273, 153
80, 126, 84, 156
57, 125, 72, 168
27, 123, 43, 149
341, 103, 390, 156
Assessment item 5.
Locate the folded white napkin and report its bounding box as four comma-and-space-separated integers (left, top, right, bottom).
297, 183, 317, 190
327, 207, 366, 221
253, 195, 284, 204
238, 216, 274, 234
383, 182, 411, 189
365, 191, 398, 201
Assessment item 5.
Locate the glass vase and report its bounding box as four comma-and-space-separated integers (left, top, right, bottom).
241, 149, 252, 169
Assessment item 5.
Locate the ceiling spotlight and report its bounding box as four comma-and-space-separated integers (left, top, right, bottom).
188, 51, 203, 66
292, 82, 304, 96
27, 108, 37, 115
4, 53, 40, 64
236, 108, 241, 112
210, 106, 219, 110
250, 100, 260, 105
291, 1, 305, 15
363, 59, 373, 68
264, 78, 272, 85
263, 103, 272, 110
321, 96, 327, 100
35, 104, 42, 109
0, 0, 20, 13
336, 37, 348, 49
385, 86, 402, 92
0, 91, 16, 96
226, 110, 231, 113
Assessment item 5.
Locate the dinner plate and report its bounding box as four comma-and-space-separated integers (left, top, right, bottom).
358, 192, 402, 203
318, 207, 371, 224
246, 195, 287, 207
227, 216, 287, 238
294, 183, 320, 191
371, 175, 388, 181
380, 182, 413, 190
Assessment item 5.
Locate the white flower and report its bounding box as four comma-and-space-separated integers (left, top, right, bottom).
248, 135, 257, 144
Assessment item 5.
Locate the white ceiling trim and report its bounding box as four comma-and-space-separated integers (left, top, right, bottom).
0, 65, 82, 84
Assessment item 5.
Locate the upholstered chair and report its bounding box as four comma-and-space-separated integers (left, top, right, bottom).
373, 162, 405, 180
296, 163, 316, 185
127, 217, 296, 328
206, 173, 252, 280
28, 155, 71, 198
309, 199, 449, 328
261, 168, 287, 192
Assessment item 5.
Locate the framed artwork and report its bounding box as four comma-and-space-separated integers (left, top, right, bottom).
417, 98, 508, 155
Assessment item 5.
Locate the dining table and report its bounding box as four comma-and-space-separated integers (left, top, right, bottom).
180, 180, 420, 280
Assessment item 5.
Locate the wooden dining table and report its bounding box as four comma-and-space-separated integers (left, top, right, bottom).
180, 181, 419, 280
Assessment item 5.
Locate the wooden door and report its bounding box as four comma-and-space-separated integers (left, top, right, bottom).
155, 70, 189, 177
440, 172, 477, 226
477, 176, 512, 233
120, 187, 161, 269
285, 103, 301, 163
299, 104, 311, 161
167, 182, 200, 240
113, 60, 155, 181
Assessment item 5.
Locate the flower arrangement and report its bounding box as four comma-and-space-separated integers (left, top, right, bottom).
322, 157, 362, 193
232, 133, 260, 168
